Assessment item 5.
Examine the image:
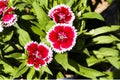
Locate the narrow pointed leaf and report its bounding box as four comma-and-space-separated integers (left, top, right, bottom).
32, 1, 50, 29
82, 12, 104, 21
55, 53, 69, 70
18, 28, 31, 46
27, 67, 35, 79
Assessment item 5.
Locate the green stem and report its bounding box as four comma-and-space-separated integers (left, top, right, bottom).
38, 68, 43, 79
80, 20, 86, 32
14, 23, 20, 29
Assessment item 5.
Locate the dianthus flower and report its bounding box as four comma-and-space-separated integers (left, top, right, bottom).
25, 41, 53, 70
47, 24, 77, 53
48, 4, 75, 24
0, 0, 8, 15
1, 6, 17, 27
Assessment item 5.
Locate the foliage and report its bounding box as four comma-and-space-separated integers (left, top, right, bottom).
0, 0, 120, 79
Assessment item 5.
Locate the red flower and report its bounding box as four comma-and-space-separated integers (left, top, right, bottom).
48, 4, 75, 24
25, 41, 52, 70
2, 6, 17, 27
0, 0, 8, 15
47, 24, 77, 53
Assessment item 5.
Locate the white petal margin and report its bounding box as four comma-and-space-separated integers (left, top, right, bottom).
3, 14, 17, 27
0, 21, 3, 32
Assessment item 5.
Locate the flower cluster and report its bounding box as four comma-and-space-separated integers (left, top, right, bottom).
47, 4, 77, 53
25, 4, 77, 70
0, 0, 17, 32
25, 41, 52, 70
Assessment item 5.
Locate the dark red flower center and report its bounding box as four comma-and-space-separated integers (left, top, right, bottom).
58, 32, 67, 42
58, 13, 65, 20
35, 51, 41, 59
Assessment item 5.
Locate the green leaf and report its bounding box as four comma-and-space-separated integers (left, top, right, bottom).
41, 66, 53, 75
82, 12, 104, 21
21, 15, 35, 20
117, 43, 120, 50
93, 47, 119, 58
58, 0, 72, 4
4, 53, 22, 59
25, 0, 33, 4
27, 67, 35, 79
0, 75, 9, 80
53, 0, 58, 6
66, 0, 74, 7
81, 0, 87, 7
8, 0, 14, 7
31, 25, 45, 37
2, 31, 14, 42
89, 26, 120, 36
45, 21, 55, 32
57, 72, 64, 79
0, 60, 14, 75
93, 35, 120, 44
99, 72, 113, 80
13, 62, 29, 78
106, 57, 120, 69
68, 59, 105, 78
83, 48, 90, 56
59, 0, 66, 4
17, 28, 31, 46
55, 53, 69, 70
14, 1, 26, 11
39, 0, 49, 9
107, 0, 113, 4
111, 25, 120, 30
3, 44, 14, 53
86, 56, 105, 66
32, 1, 50, 29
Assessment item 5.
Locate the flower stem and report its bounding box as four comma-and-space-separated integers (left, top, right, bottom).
80, 20, 86, 32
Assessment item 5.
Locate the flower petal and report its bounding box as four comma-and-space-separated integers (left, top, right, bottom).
25, 41, 38, 54
48, 30, 58, 43
34, 58, 46, 70
39, 59, 46, 66
61, 39, 73, 49
38, 44, 49, 58
45, 56, 52, 63
34, 60, 40, 70
27, 55, 35, 66
53, 42, 61, 50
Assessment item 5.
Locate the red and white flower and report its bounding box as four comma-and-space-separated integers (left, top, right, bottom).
2, 6, 17, 27
48, 4, 75, 24
25, 41, 53, 70
0, 0, 8, 15
47, 24, 77, 53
